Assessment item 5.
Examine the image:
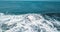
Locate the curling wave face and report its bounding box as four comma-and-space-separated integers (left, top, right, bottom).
0, 13, 60, 32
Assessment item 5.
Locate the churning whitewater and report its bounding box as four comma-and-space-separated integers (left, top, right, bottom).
0, 13, 60, 32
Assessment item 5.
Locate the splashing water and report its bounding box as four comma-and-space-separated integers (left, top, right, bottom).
0, 13, 60, 32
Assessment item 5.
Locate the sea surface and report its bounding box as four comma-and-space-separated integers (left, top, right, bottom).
0, 1, 60, 32
0, 1, 60, 14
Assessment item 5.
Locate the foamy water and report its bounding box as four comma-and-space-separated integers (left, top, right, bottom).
0, 13, 60, 32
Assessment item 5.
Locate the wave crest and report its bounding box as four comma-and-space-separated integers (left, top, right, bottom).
0, 13, 60, 32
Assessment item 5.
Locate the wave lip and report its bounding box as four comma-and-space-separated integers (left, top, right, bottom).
0, 13, 60, 32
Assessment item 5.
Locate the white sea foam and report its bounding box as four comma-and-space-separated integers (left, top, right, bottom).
0, 13, 60, 32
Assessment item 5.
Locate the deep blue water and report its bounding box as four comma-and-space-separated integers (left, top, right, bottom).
0, 1, 60, 14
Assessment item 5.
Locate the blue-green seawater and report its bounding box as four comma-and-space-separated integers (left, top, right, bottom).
0, 1, 60, 14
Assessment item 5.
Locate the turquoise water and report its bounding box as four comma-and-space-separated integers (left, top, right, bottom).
0, 1, 60, 32
0, 1, 60, 14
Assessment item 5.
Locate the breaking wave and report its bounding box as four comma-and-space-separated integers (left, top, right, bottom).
0, 13, 60, 32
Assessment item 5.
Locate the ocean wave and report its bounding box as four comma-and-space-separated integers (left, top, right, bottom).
0, 13, 60, 32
